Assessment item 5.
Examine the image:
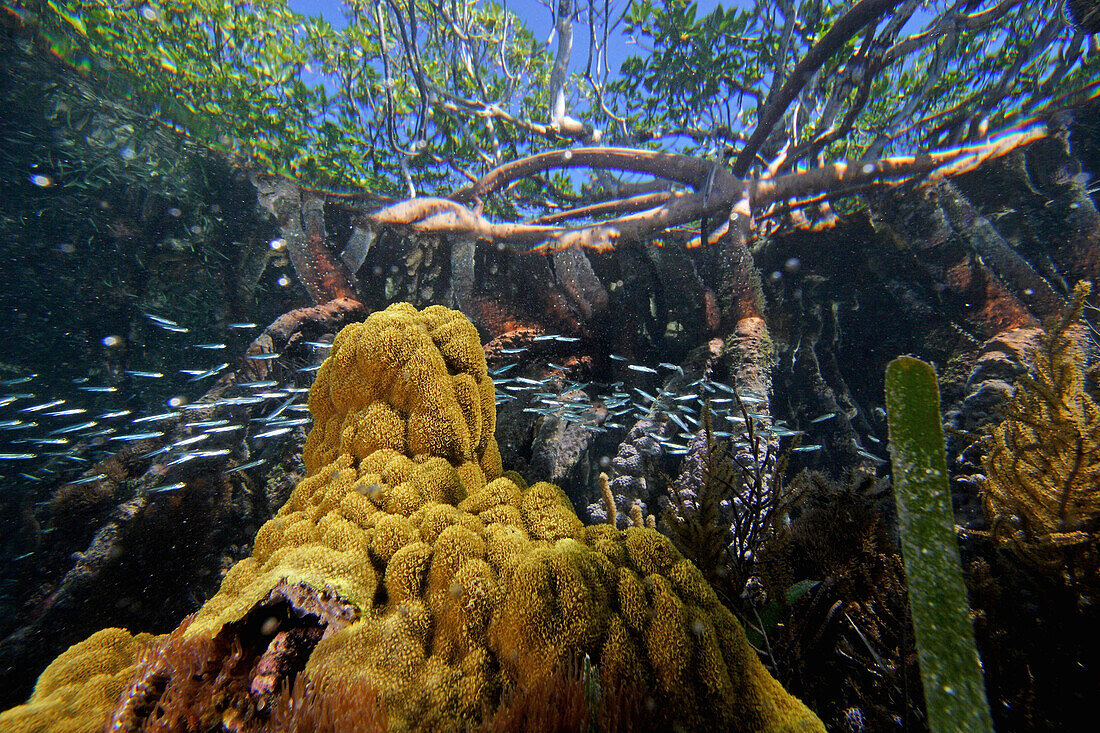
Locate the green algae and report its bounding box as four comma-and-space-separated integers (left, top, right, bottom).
885, 356, 993, 733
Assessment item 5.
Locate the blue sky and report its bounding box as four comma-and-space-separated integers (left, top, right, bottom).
287, 0, 735, 81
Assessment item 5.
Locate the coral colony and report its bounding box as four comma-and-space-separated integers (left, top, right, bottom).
2, 305, 823, 732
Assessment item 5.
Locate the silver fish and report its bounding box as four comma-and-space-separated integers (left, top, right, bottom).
148, 482, 188, 494
50, 420, 98, 434
21, 399, 65, 413
172, 434, 210, 448
67, 474, 107, 485
226, 458, 266, 473
253, 427, 293, 439
204, 425, 243, 434
857, 449, 887, 463
144, 313, 178, 326
185, 419, 229, 428
217, 396, 264, 406
125, 371, 164, 379
263, 417, 310, 427
109, 431, 165, 441
188, 363, 229, 382
132, 412, 181, 424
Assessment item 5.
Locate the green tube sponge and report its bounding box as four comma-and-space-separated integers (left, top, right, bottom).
885, 356, 993, 733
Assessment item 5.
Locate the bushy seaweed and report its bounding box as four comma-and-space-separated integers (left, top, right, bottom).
981, 281, 1100, 583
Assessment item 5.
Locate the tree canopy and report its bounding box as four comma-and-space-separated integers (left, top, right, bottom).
20, 0, 1100, 246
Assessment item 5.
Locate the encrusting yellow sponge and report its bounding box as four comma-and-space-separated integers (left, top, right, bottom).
1, 303, 823, 732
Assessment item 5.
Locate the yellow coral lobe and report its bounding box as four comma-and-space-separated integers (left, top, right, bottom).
0, 628, 156, 733
520, 481, 584, 541
7, 304, 822, 733
386, 541, 433, 603
305, 302, 502, 481
460, 475, 524, 514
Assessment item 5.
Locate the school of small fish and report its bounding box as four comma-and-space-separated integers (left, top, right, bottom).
0, 313, 329, 501
491, 343, 886, 462
2, 323, 889, 555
